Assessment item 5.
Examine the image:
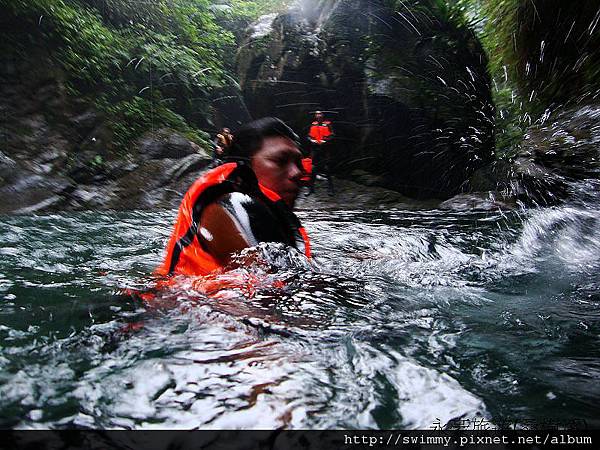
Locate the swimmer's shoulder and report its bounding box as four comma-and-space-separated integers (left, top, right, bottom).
198, 192, 289, 265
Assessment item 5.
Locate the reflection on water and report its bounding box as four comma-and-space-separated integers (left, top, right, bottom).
1, 189, 600, 428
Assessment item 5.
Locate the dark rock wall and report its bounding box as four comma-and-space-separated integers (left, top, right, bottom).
0, 43, 212, 214
237, 0, 495, 198
465, 104, 600, 207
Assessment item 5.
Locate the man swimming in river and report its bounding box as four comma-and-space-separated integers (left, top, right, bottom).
156, 117, 311, 277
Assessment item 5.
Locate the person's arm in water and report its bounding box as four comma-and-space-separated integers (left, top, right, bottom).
213, 135, 225, 157
198, 192, 291, 266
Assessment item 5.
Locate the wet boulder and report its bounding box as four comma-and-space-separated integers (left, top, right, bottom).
68, 110, 102, 137
237, 0, 495, 199
62, 128, 212, 210
519, 105, 600, 180
439, 193, 511, 211
137, 128, 205, 160
0, 160, 71, 214
0, 151, 19, 184
66, 123, 115, 184
466, 104, 600, 206
511, 104, 600, 205
104, 153, 212, 210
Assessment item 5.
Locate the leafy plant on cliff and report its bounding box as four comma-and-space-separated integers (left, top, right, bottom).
460, 0, 600, 158
2, 0, 288, 152
436, 0, 527, 159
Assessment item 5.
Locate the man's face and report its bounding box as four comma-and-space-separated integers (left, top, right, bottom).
315, 113, 323, 121
251, 136, 303, 207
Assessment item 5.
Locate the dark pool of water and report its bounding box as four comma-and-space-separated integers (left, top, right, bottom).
1, 187, 600, 429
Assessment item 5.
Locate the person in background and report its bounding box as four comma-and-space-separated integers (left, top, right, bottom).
156, 118, 310, 277
308, 110, 335, 195
212, 127, 233, 165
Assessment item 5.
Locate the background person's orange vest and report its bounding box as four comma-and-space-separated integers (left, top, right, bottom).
309, 121, 333, 144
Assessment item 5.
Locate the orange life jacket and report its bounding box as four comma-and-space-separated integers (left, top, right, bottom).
300, 157, 312, 183
155, 162, 311, 277
309, 121, 333, 144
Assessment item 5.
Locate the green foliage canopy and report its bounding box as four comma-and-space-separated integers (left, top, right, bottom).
2, 0, 289, 150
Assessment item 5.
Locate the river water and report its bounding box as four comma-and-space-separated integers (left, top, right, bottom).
1, 185, 600, 429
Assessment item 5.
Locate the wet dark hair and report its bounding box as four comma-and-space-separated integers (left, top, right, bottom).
226, 117, 299, 162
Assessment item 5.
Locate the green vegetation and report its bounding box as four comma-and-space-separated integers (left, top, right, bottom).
2, 0, 290, 151
480, 0, 600, 107
458, 0, 600, 158
430, 0, 525, 159
3, 0, 596, 161
478, 0, 533, 158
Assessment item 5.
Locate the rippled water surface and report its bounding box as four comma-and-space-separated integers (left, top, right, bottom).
1, 190, 600, 429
